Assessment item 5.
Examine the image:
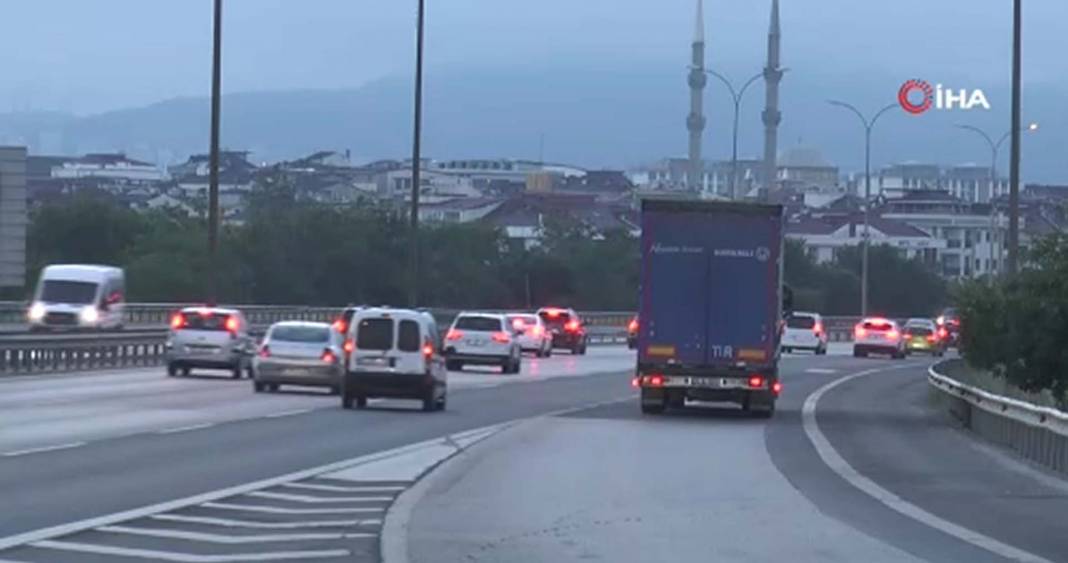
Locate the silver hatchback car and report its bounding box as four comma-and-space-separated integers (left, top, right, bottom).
253, 321, 344, 394
165, 307, 254, 378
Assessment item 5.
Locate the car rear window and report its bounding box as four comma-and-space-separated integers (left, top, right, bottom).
906, 326, 933, 336
786, 315, 816, 329
398, 320, 420, 352
454, 316, 503, 332
178, 312, 232, 331
271, 325, 330, 343
357, 318, 393, 351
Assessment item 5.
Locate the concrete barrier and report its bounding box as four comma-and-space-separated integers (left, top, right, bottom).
928, 361, 1068, 476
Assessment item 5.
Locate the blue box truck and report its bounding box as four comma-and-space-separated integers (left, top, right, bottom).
634, 198, 785, 417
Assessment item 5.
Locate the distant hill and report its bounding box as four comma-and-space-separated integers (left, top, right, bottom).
1, 66, 1065, 182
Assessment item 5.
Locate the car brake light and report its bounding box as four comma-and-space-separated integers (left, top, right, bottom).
532, 325, 544, 336
855, 325, 866, 338
512, 318, 526, 330
422, 339, 434, 357
631, 377, 640, 388
938, 327, 948, 339
491, 331, 511, 343
545, 309, 562, 318
628, 318, 639, 332
927, 334, 938, 343
565, 320, 580, 332
813, 322, 823, 335
645, 375, 664, 387
748, 375, 765, 389
343, 338, 355, 353
170, 314, 185, 329
886, 330, 899, 340
321, 349, 337, 363
446, 329, 463, 341
937, 315, 945, 325
332, 319, 347, 333
259, 345, 270, 358
225, 316, 240, 333
772, 381, 783, 395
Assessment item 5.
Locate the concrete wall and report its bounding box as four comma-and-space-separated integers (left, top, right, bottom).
0, 147, 27, 288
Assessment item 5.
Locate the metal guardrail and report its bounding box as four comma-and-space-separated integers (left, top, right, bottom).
928, 362, 1068, 475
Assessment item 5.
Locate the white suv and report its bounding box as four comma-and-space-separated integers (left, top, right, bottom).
444, 313, 523, 373
342, 308, 447, 412
782, 312, 828, 355
853, 317, 906, 359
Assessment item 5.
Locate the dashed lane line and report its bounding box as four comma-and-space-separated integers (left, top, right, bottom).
96, 525, 375, 543
29, 540, 349, 562
157, 423, 215, 435
260, 409, 313, 419
804, 368, 838, 374
1, 442, 85, 457
201, 502, 383, 515
246, 491, 392, 504
150, 514, 379, 529
803, 364, 1056, 563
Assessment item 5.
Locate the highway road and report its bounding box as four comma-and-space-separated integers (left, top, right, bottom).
0, 346, 1065, 562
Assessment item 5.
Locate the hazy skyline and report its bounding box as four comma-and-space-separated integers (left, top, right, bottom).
1, 0, 1062, 114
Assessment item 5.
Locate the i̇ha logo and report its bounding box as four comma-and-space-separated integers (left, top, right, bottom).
898, 79, 991, 114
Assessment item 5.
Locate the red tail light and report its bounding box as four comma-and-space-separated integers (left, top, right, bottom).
332, 319, 347, 334
532, 325, 544, 337
565, 320, 580, 332
491, 331, 511, 343
170, 314, 185, 329
446, 329, 463, 341
321, 349, 337, 364
646, 375, 664, 387
927, 334, 938, 343
512, 318, 526, 330
772, 381, 783, 395
628, 318, 639, 332
631, 377, 640, 388
855, 325, 867, 338
225, 315, 240, 334
748, 375, 766, 389
343, 338, 355, 353
886, 330, 900, 341
259, 345, 270, 358
545, 308, 562, 318
422, 338, 434, 358
938, 327, 948, 339
813, 322, 824, 335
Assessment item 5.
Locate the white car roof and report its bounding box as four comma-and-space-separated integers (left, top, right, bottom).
789, 311, 820, 318
179, 306, 241, 316
42, 264, 123, 282
270, 320, 330, 329
355, 307, 428, 321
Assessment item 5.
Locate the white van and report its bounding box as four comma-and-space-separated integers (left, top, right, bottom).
27, 265, 126, 331
342, 308, 447, 412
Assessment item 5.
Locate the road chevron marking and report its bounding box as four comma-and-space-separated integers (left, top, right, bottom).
802, 364, 1056, 563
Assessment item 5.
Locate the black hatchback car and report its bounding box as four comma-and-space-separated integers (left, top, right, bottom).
537, 307, 588, 355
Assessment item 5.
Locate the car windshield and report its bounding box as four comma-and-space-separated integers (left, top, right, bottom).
454, 316, 502, 332
38, 280, 98, 304
786, 315, 816, 329
271, 325, 330, 343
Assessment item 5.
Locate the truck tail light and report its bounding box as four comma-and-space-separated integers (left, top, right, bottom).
772, 381, 783, 395
647, 375, 664, 387
748, 375, 765, 389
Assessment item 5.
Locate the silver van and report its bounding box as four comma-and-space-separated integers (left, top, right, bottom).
27, 264, 125, 331
342, 308, 447, 412
253, 321, 344, 393
165, 307, 253, 378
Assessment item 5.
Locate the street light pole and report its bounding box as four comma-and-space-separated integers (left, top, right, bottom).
828, 101, 899, 317
207, 0, 223, 306
408, 0, 426, 308
1007, 0, 1023, 275
703, 70, 764, 200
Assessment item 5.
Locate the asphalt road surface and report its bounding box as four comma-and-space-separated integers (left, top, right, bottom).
1, 345, 1066, 562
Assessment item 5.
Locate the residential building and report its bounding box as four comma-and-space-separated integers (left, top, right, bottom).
875, 162, 1008, 203
777, 146, 839, 192
0, 147, 27, 287
418, 197, 503, 223
786, 213, 944, 266
51, 153, 165, 182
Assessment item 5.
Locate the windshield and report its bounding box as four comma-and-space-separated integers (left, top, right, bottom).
271, 325, 330, 343
12, 4, 1068, 561
38, 280, 98, 304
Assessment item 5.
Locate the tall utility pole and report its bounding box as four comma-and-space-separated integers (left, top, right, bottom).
408, 0, 426, 308
207, 0, 223, 306
686, 0, 707, 192
828, 101, 898, 317
1007, 0, 1023, 275
702, 70, 763, 199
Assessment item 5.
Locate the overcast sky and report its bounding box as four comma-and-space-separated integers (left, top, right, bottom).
1, 0, 1063, 115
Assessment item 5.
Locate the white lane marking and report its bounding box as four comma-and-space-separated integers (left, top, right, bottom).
151, 514, 379, 529
804, 368, 838, 374
201, 502, 383, 515
803, 365, 1056, 563
29, 540, 348, 562
261, 408, 312, 419
281, 482, 406, 494
97, 525, 375, 543
157, 423, 215, 435
246, 491, 392, 504
1, 442, 85, 457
